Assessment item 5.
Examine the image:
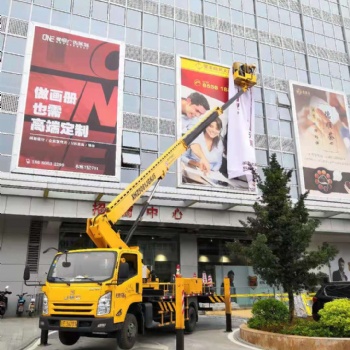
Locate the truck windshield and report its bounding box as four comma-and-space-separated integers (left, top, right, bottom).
47, 251, 116, 283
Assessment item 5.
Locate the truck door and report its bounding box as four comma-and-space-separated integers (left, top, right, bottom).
118, 253, 142, 299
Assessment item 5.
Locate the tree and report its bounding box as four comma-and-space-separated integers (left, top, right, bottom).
226, 154, 337, 322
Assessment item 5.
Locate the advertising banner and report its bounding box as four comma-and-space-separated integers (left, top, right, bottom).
328, 242, 350, 282
290, 82, 350, 199
177, 56, 255, 192
16, 24, 124, 177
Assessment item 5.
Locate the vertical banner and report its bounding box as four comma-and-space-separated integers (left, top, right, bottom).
290, 82, 350, 199
177, 56, 255, 192
17, 24, 124, 177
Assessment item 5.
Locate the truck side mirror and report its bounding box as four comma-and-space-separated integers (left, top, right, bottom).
23, 265, 31, 281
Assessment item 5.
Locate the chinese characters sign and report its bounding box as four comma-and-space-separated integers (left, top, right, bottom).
18, 25, 124, 176
290, 82, 350, 199
177, 57, 253, 192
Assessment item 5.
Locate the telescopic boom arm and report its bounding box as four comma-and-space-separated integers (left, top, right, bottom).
86, 62, 257, 249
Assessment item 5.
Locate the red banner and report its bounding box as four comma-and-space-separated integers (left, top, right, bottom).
18, 26, 123, 175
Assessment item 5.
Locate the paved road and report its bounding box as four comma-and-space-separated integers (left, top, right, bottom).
25, 316, 261, 350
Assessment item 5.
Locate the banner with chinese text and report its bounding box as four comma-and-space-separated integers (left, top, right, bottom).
177, 56, 254, 192
290, 82, 350, 199
17, 24, 124, 177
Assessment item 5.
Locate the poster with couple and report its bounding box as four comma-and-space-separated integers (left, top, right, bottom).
176, 56, 256, 192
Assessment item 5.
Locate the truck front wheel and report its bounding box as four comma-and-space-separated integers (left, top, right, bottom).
185, 305, 197, 333
58, 331, 80, 346
117, 313, 138, 350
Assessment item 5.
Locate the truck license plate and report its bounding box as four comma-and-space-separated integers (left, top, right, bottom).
60, 320, 78, 328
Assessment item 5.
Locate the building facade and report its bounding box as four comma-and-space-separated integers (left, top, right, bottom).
1, 0, 350, 316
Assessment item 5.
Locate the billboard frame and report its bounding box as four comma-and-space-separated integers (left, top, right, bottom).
175, 54, 257, 195
11, 22, 125, 182
289, 80, 350, 202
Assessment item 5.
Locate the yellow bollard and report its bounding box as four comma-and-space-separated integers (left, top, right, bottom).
175, 277, 184, 350
224, 277, 232, 332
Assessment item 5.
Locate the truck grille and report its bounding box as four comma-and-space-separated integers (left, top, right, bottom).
52, 303, 94, 314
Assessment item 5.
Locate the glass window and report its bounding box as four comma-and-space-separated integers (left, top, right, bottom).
160, 136, 175, 152
122, 131, 140, 148
143, 64, 158, 81
256, 149, 268, 166
175, 22, 189, 41
284, 50, 295, 67
292, 27, 303, 41
159, 84, 175, 100
0, 113, 16, 133
245, 14, 256, 28
231, 10, 243, 26
265, 104, 278, 119
278, 107, 291, 121
191, 43, 204, 59
4, 36, 26, 55
108, 24, 124, 40
122, 152, 141, 165
143, 14, 158, 33
205, 30, 218, 49
142, 97, 158, 117
110, 5, 125, 25
0, 72, 22, 94
282, 153, 295, 168
275, 64, 286, 80
260, 44, 271, 60
91, 1, 107, 21
73, 0, 90, 17
329, 62, 340, 78
143, 32, 158, 50
233, 37, 245, 55
219, 33, 232, 51
175, 40, 189, 55
246, 40, 258, 58
0, 0, 10, 15
34, 0, 51, 6
31, 5, 51, 23
272, 47, 283, 64
267, 119, 279, 136
280, 121, 292, 138
221, 51, 233, 66
10, 1, 31, 20
264, 90, 276, 104
142, 81, 158, 98
255, 102, 264, 117
0, 134, 14, 154
191, 26, 203, 44
206, 48, 219, 62
0, 155, 11, 172
255, 117, 265, 134
204, 2, 216, 16
254, 88, 262, 101
51, 11, 71, 28
176, 0, 187, 9
160, 67, 174, 84
268, 5, 279, 21
159, 18, 174, 37
124, 77, 141, 94
71, 15, 90, 33
124, 94, 141, 114
218, 5, 230, 21
160, 36, 174, 53
257, 17, 268, 31
141, 134, 158, 151
290, 12, 301, 27
159, 100, 175, 119
53, 0, 72, 12
159, 173, 176, 187
141, 151, 158, 166
91, 20, 107, 37
125, 60, 141, 78
190, 0, 202, 13
2, 54, 24, 74
279, 9, 290, 25
126, 28, 141, 46
127, 10, 142, 29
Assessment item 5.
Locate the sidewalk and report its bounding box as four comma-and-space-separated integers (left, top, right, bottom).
0, 317, 41, 350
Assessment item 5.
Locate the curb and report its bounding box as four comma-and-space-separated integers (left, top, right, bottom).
18, 335, 41, 350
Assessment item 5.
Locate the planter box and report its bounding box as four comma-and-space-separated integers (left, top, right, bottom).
240, 324, 350, 350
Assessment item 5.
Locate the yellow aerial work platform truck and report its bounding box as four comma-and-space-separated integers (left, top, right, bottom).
24, 62, 256, 350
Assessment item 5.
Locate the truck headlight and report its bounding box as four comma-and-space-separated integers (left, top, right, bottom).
97, 292, 111, 316
42, 294, 49, 315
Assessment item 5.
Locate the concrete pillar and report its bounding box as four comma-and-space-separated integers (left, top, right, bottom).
179, 234, 197, 278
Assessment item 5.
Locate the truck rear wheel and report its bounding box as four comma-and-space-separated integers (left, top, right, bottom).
58, 331, 80, 346
185, 305, 197, 333
117, 313, 138, 350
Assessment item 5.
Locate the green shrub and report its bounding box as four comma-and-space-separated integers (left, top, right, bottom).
281, 319, 333, 337
319, 299, 350, 337
248, 299, 289, 331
